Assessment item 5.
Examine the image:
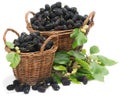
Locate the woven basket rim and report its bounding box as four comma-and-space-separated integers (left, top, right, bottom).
5, 46, 57, 56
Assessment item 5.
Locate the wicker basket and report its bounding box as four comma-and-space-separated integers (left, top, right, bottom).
3, 28, 58, 85
25, 11, 95, 51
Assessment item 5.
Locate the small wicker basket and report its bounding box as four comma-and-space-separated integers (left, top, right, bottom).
25, 11, 95, 51
3, 28, 58, 85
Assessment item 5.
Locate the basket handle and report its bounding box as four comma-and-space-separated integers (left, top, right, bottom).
3, 28, 20, 46
25, 11, 35, 26
83, 11, 95, 27
40, 35, 58, 52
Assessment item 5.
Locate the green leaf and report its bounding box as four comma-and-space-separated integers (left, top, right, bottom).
6, 52, 15, 62
78, 68, 91, 74
6, 42, 14, 49
89, 55, 98, 61
97, 55, 117, 66
69, 75, 80, 84
72, 32, 87, 49
67, 50, 85, 59
6, 52, 21, 68
54, 51, 70, 65
70, 28, 79, 38
90, 62, 109, 75
75, 58, 90, 72
53, 65, 67, 71
52, 74, 61, 83
10, 63, 18, 68
70, 28, 87, 49
93, 74, 104, 82
76, 72, 94, 80
90, 62, 109, 81
90, 46, 100, 54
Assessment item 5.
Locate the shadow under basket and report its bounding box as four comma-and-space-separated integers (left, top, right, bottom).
3, 28, 58, 85
25, 11, 95, 51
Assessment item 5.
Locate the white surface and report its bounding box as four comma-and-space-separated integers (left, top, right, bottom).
0, 0, 120, 96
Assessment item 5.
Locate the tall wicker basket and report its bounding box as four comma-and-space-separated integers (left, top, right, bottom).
3, 28, 58, 85
25, 11, 95, 51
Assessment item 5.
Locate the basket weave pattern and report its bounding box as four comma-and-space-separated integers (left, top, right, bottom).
25, 11, 95, 51
3, 28, 58, 85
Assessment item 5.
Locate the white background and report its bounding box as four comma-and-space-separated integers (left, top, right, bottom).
0, 0, 120, 96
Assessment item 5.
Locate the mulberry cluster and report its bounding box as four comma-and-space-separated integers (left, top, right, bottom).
13, 32, 53, 52
30, 2, 89, 31
7, 77, 60, 94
